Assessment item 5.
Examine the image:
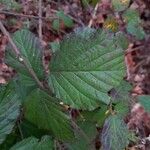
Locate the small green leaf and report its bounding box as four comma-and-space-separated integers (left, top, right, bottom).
112, 0, 130, 12
123, 9, 140, 24
56, 11, 74, 28
115, 102, 129, 118
79, 104, 108, 127
138, 95, 150, 112
49, 28, 125, 110
5, 29, 44, 86
24, 89, 74, 140
101, 115, 129, 150
50, 41, 60, 53
0, 83, 20, 144
52, 19, 60, 31
126, 22, 145, 40
123, 9, 145, 40
0, 0, 22, 11
10, 136, 54, 150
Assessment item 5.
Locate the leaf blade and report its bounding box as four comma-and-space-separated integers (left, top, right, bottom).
49, 29, 126, 110
24, 89, 74, 140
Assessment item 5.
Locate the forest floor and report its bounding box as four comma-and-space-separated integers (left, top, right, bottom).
0, 0, 150, 149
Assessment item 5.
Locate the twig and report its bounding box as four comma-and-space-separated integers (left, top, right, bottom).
38, 0, 43, 41
125, 45, 144, 55
0, 10, 56, 20
0, 21, 44, 90
88, 3, 99, 28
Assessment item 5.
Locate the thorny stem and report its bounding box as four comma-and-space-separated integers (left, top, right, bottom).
0, 21, 45, 91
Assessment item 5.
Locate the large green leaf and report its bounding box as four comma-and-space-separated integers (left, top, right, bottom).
5, 29, 44, 86
24, 89, 74, 140
49, 28, 125, 110
101, 115, 129, 150
10, 136, 54, 150
0, 83, 20, 144
138, 95, 150, 112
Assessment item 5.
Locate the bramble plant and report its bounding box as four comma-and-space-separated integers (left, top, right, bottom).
0, 0, 150, 150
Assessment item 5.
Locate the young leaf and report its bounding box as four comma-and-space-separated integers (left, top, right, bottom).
5, 29, 44, 86
138, 95, 150, 112
49, 28, 125, 110
10, 136, 54, 150
52, 10, 74, 31
101, 115, 129, 150
24, 89, 74, 140
0, 83, 20, 144
56, 11, 74, 28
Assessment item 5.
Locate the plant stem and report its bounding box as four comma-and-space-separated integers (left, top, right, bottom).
0, 10, 56, 20
0, 21, 44, 90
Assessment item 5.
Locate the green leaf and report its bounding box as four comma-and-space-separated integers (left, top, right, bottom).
20, 120, 47, 138
101, 115, 129, 150
52, 19, 60, 31
49, 28, 125, 110
50, 41, 60, 53
0, 0, 22, 11
126, 22, 145, 40
115, 102, 129, 118
10, 136, 54, 150
138, 95, 150, 112
0, 132, 19, 150
123, 9, 140, 24
5, 29, 44, 86
109, 80, 132, 103
56, 11, 74, 28
112, 0, 130, 12
79, 104, 108, 127
52, 10, 74, 30
0, 83, 20, 144
24, 89, 74, 140
123, 9, 145, 40
66, 121, 97, 150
